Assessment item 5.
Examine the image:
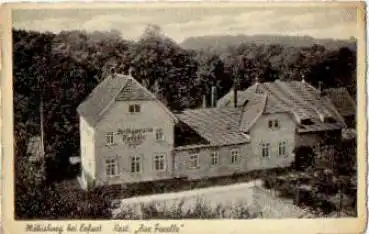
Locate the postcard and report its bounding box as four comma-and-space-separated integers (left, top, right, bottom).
0, 2, 367, 234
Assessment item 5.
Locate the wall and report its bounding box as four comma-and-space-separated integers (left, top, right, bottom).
247, 113, 296, 170
94, 100, 175, 186
174, 143, 251, 180
79, 116, 96, 188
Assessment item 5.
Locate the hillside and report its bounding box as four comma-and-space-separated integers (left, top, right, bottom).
181, 34, 357, 51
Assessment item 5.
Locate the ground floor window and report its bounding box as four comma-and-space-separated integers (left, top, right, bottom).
231, 150, 239, 164
189, 154, 199, 168
131, 156, 141, 173
105, 159, 118, 177
262, 143, 270, 158
210, 151, 219, 166
279, 141, 286, 156
154, 154, 166, 171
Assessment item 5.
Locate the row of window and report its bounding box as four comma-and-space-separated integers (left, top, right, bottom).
105, 128, 164, 145
261, 141, 286, 157
186, 150, 240, 168
105, 150, 240, 176
104, 143, 287, 176
105, 154, 166, 176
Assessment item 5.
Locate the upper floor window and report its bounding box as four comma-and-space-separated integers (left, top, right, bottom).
268, 119, 280, 129
268, 120, 273, 128
279, 141, 286, 156
131, 156, 141, 173
210, 151, 219, 166
189, 154, 199, 168
262, 143, 270, 158
154, 154, 166, 171
129, 104, 141, 113
231, 150, 239, 164
106, 132, 114, 145
156, 128, 164, 141
105, 159, 118, 177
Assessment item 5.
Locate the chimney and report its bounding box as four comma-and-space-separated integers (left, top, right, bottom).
233, 88, 238, 108
318, 81, 323, 95
211, 86, 217, 107
202, 94, 207, 108
110, 66, 116, 79
234, 77, 238, 108
128, 67, 134, 77
301, 74, 305, 83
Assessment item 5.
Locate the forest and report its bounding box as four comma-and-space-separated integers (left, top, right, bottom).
13, 25, 357, 219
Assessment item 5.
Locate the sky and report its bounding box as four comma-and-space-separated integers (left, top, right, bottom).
12, 5, 358, 43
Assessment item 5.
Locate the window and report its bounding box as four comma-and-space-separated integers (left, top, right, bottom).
105, 159, 118, 177
231, 150, 239, 164
262, 143, 270, 158
156, 128, 164, 141
301, 118, 313, 125
154, 154, 166, 171
106, 132, 114, 145
279, 141, 286, 156
189, 154, 199, 168
131, 156, 141, 173
210, 152, 219, 166
269, 119, 280, 129
129, 104, 141, 113
268, 120, 273, 128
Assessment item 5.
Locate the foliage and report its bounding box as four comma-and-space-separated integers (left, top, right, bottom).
263, 137, 357, 216
293, 146, 316, 170
114, 199, 261, 219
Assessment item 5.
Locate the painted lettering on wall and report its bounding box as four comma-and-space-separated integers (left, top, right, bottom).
117, 128, 153, 146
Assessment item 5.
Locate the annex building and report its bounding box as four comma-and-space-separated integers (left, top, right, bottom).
77, 73, 355, 189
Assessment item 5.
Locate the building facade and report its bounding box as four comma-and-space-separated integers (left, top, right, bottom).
77, 73, 355, 189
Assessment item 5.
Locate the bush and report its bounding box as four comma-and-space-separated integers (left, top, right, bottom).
294, 146, 316, 170
114, 198, 261, 219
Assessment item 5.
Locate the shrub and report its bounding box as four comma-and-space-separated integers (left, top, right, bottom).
294, 146, 316, 171
114, 199, 261, 219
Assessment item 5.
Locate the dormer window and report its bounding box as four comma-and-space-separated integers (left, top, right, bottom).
129, 104, 140, 113
323, 116, 337, 123
301, 118, 313, 125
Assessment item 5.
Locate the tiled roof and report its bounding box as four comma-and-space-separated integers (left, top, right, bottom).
297, 118, 344, 133
217, 85, 265, 108
218, 80, 348, 132
116, 79, 157, 101
77, 74, 129, 126
324, 87, 356, 117
239, 96, 267, 132
175, 107, 251, 147
255, 80, 347, 131
77, 74, 177, 127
